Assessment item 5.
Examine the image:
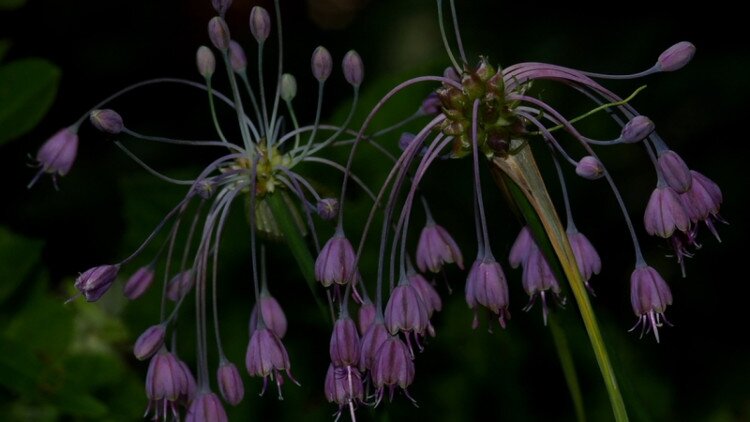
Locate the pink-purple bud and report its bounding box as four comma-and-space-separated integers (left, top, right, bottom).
443, 66, 460, 82
228, 40, 247, 73
74, 264, 119, 302
384, 280, 430, 336
280, 73, 297, 102
89, 109, 123, 134
196, 46, 216, 78
416, 222, 464, 273
644, 186, 690, 238
134, 324, 166, 361
167, 270, 194, 302
399, 132, 416, 151
34, 127, 78, 178
123, 265, 155, 300
342, 50, 364, 87
630, 265, 672, 342
620, 115, 654, 143
420, 92, 441, 115
315, 233, 358, 287
657, 150, 692, 193
217, 360, 244, 406
185, 392, 228, 422
208, 17, 230, 51
329, 316, 360, 367
316, 198, 338, 221
249, 6, 271, 43
324, 364, 363, 407
311, 46, 332, 82
211, 0, 232, 16
657, 41, 696, 72
178, 358, 197, 403
249, 291, 287, 338
357, 300, 376, 335
358, 320, 389, 372
575, 156, 604, 180
465, 256, 510, 329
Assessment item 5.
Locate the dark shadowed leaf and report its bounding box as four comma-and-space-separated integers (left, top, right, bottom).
0, 0, 26, 10
0, 226, 43, 303
0, 40, 10, 62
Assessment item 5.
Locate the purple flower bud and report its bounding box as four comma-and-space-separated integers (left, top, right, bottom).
89, 109, 123, 134
657, 150, 692, 193
567, 230, 601, 283
325, 364, 363, 407
146, 350, 189, 402
208, 17, 230, 51
644, 186, 690, 238
371, 336, 414, 390
407, 272, 442, 317
311, 46, 332, 82
342, 50, 364, 87
217, 360, 244, 406
620, 115, 654, 143
249, 6, 271, 43
315, 233, 358, 287
316, 198, 338, 221
249, 291, 287, 338
34, 127, 78, 180
358, 320, 389, 372
522, 246, 561, 325
680, 170, 722, 223
228, 40, 247, 73
178, 358, 197, 404
196, 46, 216, 78
630, 265, 672, 342
575, 156, 604, 180
185, 392, 228, 422
443, 66, 460, 82
416, 222, 464, 273
509, 226, 533, 269
211, 0, 232, 16
399, 132, 416, 151
420, 92, 441, 115
357, 300, 376, 335
134, 324, 166, 361
329, 316, 360, 367
167, 270, 194, 302
465, 256, 510, 329
384, 280, 430, 336
123, 265, 155, 300
280, 73, 297, 102
74, 264, 119, 302
657, 41, 696, 72
245, 327, 299, 398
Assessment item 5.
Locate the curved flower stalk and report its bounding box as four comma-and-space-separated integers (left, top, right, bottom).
27, 1, 425, 419
325, 1, 723, 420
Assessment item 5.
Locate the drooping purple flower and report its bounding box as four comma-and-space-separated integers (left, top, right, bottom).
358, 319, 389, 372
324, 364, 363, 414
145, 349, 189, 420
371, 336, 416, 404
245, 327, 299, 398
185, 391, 228, 422
249, 290, 287, 338
465, 255, 510, 329
177, 358, 197, 405
329, 316, 360, 368
315, 232, 358, 287
416, 222, 464, 273
521, 246, 562, 325
167, 270, 194, 302
407, 271, 442, 317
644, 186, 690, 238
567, 230, 602, 289
217, 360, 244, 406
73, 264, 119, 302
123, 265, 155, 300
629, 265, 673, 342
31, 127, 79, 186
134, 324, 166, 361
384, 279, 430, 338
680, 170, 724, 240
90, 109, 124, 134
509, 226, 533, 269
357, 299, 376, 335
657, 150, 693, 193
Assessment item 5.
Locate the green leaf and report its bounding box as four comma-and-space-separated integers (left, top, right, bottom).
0, 40, 10, 62
4, 294, 74, 357
0, 0, 26, 10
0, 226, 44, 304
0, 336, 43, 396
0, 58, 61, 145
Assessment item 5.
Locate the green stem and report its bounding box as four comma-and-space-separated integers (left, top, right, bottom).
550, 315, 586, 422
265, 192, 329, 321
490, 143, 628, 421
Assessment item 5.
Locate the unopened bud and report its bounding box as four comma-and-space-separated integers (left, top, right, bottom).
620, 115, 654, 143
211, 0, 233, 16
196, 46, 216, 78
123, 265, 155, 300
342, 50, 364, 87
134, 324, 166, 361
657, 41, 695, 72
249, 6, 271, 43
311, 46, 332, 82
576, 156, 605, 180
316, 198, 338, 220
208, 17, 230, 51
281, 73, 297, 102
90, 109, 123, 134
228, 40, 247, 73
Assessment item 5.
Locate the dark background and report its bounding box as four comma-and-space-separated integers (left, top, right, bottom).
1, 0, 748, 420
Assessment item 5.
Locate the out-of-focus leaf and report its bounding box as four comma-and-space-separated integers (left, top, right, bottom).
0, 226, 43, 303
3, 294, 74, 357
0, 0, 26, 11
68, 286, 129, 354
63, 353, 124, 390
50, 390, 108, 418
0, 336, 42, 395
0, 58, 60, 145
6, 403, 58, 422
0, 40, 10, 62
